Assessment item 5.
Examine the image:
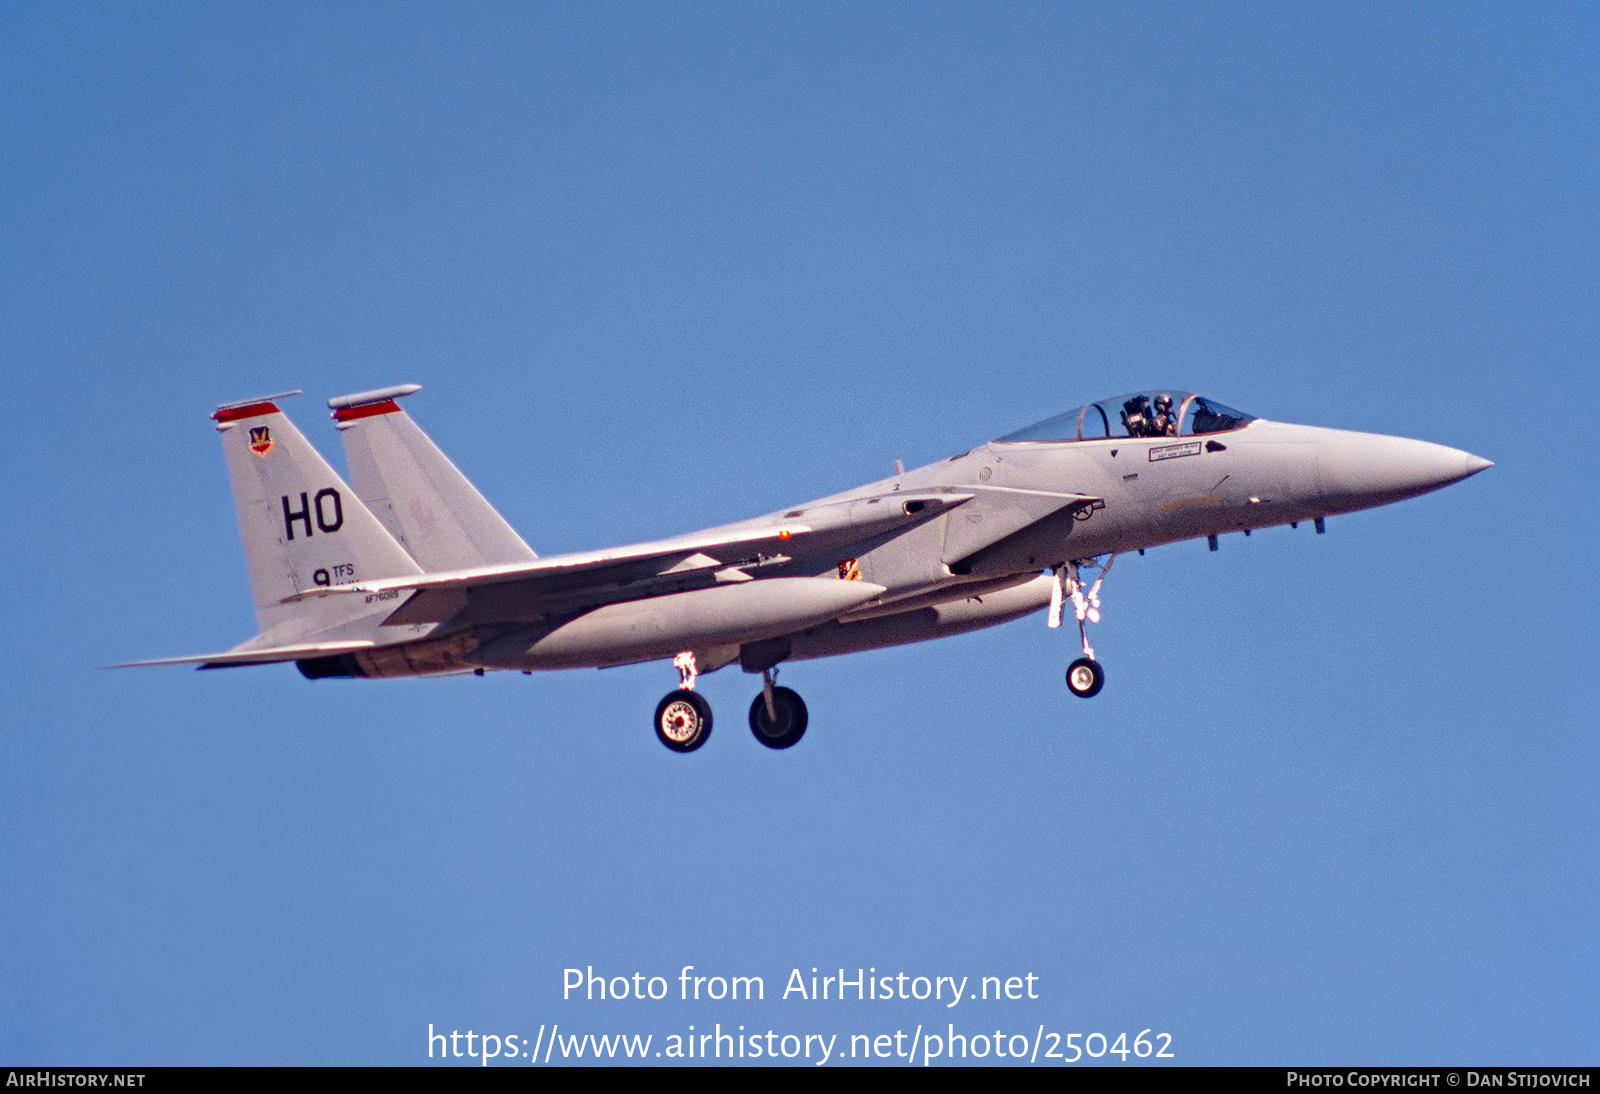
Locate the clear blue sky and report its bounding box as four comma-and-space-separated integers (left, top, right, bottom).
2, 2, 1594, 1066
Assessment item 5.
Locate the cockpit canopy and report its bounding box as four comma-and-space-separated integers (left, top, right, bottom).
996, 391, 1256, 444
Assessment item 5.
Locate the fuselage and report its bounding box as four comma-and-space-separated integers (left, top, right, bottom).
137, 386, 1490, 750
363, 410, 1485, 678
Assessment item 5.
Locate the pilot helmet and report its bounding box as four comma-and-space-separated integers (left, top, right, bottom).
1155, 393, 1173, 411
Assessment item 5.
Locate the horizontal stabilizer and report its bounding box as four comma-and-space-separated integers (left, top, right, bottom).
109, 640, 376, 670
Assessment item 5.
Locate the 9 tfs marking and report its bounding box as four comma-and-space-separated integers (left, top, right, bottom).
282, 489, 343, 540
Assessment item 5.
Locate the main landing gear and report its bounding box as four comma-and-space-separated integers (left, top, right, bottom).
653, 653, 810, 752
1050, 555, 1115, 699
654, 651, 713, 752
748, 668, 807, 749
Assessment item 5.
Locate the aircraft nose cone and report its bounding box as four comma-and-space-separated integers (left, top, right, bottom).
1317, 432, 1491, 511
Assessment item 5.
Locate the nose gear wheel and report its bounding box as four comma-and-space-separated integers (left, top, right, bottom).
1066, 657, 1105, 698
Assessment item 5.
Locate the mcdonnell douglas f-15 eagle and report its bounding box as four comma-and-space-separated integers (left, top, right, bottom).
120, 385, 1490, 752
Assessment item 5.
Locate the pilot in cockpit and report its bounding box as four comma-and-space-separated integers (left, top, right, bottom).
1122, 395, 1154, 438
1152, 393, 1176, 436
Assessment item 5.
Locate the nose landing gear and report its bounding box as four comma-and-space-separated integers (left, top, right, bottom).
1065, 657, 1105, 697
1051, 555, 1115, 699
654, 651, 712, 752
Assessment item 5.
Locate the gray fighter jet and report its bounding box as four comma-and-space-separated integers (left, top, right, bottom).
121, 385, 1490, 752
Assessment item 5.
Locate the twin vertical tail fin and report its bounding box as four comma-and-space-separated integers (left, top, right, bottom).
124, 386, 533, 668
213, 392, 423, 643
328, 384, 537, 571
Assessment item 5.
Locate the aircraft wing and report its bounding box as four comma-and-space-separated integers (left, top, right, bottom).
295, 491, 980, 626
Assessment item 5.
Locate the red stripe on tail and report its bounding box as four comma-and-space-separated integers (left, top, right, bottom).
212, 402, 279, 422
333, 400, 401, 422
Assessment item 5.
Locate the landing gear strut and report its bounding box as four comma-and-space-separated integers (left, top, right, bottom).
654, 651, 712, 752
1051, 555, 1115, 699
748, 668, 807, 749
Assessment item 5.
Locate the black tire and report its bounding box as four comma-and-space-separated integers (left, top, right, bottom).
655, 690, 713, 752
748, 686, 808, 749
1065, 657, 1105, 698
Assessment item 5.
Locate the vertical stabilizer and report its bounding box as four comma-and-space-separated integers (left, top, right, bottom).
328, 385, 538, 571
213, 393, 423, 641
